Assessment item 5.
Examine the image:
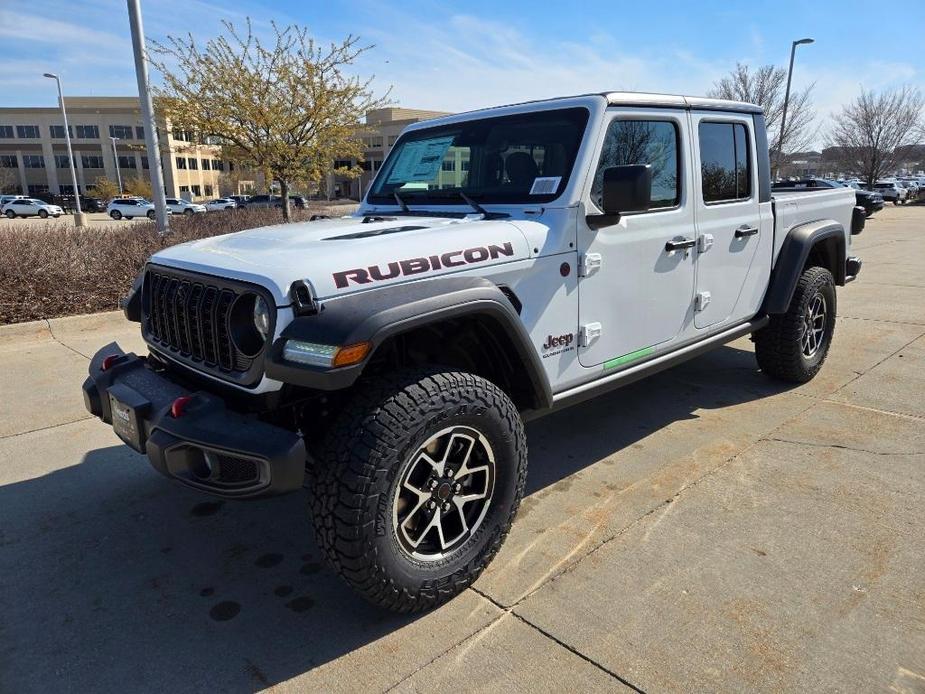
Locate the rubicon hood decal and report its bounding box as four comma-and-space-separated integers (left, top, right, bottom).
148, 215, 533, 303
334, 242, 515, 288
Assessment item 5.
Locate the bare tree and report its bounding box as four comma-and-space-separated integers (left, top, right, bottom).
828, 86, 925, 186
708, 63, 816, 161
149, 20, 390, 220
0, 168, 20, 195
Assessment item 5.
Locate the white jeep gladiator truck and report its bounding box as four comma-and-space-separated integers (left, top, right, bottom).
83, 92, 864, 612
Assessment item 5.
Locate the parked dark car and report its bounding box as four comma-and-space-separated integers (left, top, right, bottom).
772, 178, 883, 217
229, 194, 251, 206
289, 195, 307, 209
242, 194, 281, 209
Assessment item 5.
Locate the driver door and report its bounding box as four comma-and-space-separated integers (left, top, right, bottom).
577, 109, 696, 368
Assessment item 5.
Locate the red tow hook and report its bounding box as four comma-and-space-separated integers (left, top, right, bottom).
100, 354, 120, 371
170, 396, 193, 419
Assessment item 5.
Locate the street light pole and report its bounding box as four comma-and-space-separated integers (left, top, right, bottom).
127, 0, 169, 232
775, 37, 814, 177
43, 73, 85, 227
110, 136, 123, 194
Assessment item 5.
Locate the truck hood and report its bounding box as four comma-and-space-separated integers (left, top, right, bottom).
150, 215, 532, 304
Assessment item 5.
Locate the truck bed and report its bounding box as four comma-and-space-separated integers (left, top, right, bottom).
771, 187, 856, 264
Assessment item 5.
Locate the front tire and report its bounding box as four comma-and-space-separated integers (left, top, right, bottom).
147, 210, 156, 220
110, 210, 122, 220
755, 266, 836, 383
38, 209, 48, 219
308, 369, 527, 612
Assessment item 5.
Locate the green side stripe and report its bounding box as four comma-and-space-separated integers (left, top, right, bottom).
603, 346, 655, 370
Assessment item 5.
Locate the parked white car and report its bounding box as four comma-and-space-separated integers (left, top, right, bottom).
871, 181, 908, 204
165, 197, 207, 215
107, 197, 160, 220
2, 198, 64, 219
205, 198, 237, 211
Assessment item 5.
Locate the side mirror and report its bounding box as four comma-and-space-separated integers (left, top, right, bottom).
588, 164, 652, 229
602, 164, 652, 215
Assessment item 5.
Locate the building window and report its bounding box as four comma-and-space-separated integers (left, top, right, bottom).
109, 124, 133, 139
59, 184, 79, 195
204, 184, 213, 196
593, 119, 681, 210
461, 160, 470, 171
187, 157, 198, 170
179, 185, 189, 193
441, 160, 455, 171
135, 126, 145, 140
28, 184, 49, 196
176, 156, 187, 169
23, 155, 45, 168
698, 122, 751, 203
212, 159, 224, 171
191, 185, 201, 196
371, 137, 383, 148
388, 135, 397, 147
0, 155, 17, 168
0, 126, 13, 138
228, 162, 234, 172
334, 160, 351, 169
75, 125, 99, 139
54, 154, 76, 168
202, 159, 211, 170
141, 156, 149, 170
173, 129, 194, 142
81, 154, 104, 169
50, 125, 73, 139
118, 155, 137, 169
16, 125, 40, 138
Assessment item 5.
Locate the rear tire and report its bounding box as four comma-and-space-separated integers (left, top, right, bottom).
755, 266, 836, 383
5, 210, 15, 219
308, 368, 527, 612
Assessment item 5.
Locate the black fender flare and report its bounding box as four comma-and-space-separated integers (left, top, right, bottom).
265, 276, 553, 409
762, 220, 846, 314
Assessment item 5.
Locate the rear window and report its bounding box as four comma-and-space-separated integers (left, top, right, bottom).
698, 122, 751, 203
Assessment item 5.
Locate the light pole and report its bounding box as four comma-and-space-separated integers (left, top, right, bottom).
43, 73, 85, 227
127, 0, 169, 232
109, 136, 123, 194
775, 37, 814, 177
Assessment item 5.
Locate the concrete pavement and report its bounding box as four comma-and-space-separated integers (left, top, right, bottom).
0, 205, 923, 692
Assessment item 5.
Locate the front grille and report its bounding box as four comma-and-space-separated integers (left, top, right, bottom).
142, 267, 260, 381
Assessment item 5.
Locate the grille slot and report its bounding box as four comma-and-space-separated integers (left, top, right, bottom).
143, 268, 257, 380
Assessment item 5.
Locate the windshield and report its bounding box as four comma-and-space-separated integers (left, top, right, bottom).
367, 107, 590, 206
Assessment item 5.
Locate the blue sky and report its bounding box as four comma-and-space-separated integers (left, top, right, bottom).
1, 0, 922, 145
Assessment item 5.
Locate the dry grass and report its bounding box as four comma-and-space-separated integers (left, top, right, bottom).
0, 204, 355, 325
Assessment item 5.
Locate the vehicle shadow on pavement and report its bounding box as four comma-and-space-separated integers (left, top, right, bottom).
0, 344, 791, 692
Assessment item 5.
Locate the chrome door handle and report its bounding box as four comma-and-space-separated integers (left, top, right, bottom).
665, 238, 696, 251
734, 226, 759, 238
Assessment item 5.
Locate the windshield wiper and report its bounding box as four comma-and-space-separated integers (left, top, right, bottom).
455, 191, 489, 216
393, 191, 409, 212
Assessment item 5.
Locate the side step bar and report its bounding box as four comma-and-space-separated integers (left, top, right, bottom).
529, 317, 768, 419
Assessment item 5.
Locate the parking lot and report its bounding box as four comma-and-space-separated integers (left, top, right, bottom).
0, 204, 923, 692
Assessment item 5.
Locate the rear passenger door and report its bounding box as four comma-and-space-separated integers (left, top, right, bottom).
690, 114, 764, 329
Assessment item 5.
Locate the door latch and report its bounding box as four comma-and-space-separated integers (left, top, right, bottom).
695, 291, 711, 312
579, 322, 602, 347
578, 253, 602, 277
698, 234, 714, 253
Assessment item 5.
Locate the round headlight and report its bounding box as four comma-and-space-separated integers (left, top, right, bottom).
229, 293, 271, 358
253, 295, 270, 339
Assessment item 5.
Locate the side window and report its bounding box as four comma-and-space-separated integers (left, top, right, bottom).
592, 119, 679, 211
698, 122, 752, 203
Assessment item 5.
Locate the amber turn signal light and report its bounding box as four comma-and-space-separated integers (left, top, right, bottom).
332, 341, 372, 368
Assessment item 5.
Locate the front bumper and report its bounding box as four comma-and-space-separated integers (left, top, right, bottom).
82, 342, 305, 499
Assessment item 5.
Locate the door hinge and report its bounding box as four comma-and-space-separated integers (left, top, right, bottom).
579, 322, 602, 347
578, 253, 602, 277
695, 291, 711, 312
698, 234, 714, 253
